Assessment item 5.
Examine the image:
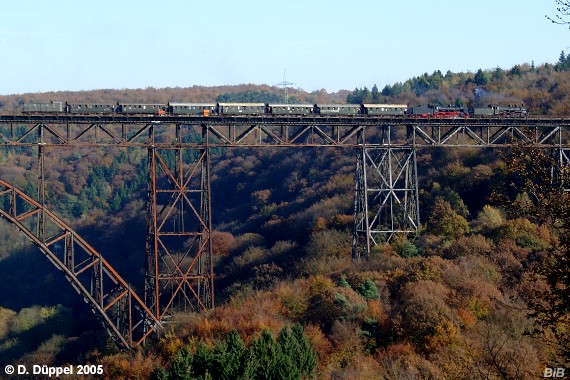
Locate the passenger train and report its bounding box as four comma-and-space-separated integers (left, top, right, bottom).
21, 101, 528, 118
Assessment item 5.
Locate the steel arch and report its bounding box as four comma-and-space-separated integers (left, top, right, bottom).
0, 179, 162, 349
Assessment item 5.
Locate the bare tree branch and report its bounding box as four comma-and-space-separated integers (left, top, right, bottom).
546, 0, 570, 27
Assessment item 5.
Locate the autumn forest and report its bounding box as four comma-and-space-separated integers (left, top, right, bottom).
0, 54, 569, 379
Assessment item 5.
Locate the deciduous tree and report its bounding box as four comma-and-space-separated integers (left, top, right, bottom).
498, 144, 570, 364
426, 197, 470, 239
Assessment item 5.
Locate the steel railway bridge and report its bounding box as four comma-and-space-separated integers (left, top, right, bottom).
0, 114, 569, 349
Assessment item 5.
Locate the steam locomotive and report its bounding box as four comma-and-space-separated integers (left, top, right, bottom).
21, 101, 528, 118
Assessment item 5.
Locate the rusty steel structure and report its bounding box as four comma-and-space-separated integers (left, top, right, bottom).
0, 179, 162, 347
0, 114, 570, 347
145, 125, 214, 319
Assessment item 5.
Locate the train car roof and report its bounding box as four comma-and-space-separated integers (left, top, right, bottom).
119, 103, 167, 106
362, 104, 408, 108
70, 103, 116, 106
25, 101, 63, 104
270, 103, 314, 107
318, 104, 361, 107
168, 102, 216, 106
216, 102, 265, 106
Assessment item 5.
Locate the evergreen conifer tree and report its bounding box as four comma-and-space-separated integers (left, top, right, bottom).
169, 347, 193, 380
192, 343, 214, 379
211, 330, 246, 380
275, 326, 302, 380
338, 275, 351, 288
292, 323, 317, 378
247, 329, 280, 380
357, 278, 380, 300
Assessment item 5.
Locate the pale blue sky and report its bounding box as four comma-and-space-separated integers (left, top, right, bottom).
0, 0, 568, 95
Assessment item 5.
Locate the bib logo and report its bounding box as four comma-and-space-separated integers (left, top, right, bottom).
544, 367, 566, 378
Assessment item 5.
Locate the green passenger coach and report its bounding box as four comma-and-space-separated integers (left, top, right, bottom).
216, 103, 266, 115
363, 104, 408, 115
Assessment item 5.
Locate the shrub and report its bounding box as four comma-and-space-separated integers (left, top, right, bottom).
473, 205, 505, 232
444, 234, 494, 259
392, 238, 421, 258
356, 278, 379, 301
499, 218, 550, 251
305, 286, 367, 330
394, 280, 456, 350
305, 229, 352, 259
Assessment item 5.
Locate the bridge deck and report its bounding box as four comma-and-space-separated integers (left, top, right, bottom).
1, 115, 570, 148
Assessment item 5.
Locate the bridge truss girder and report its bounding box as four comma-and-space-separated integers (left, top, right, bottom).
1, 117, 569, 148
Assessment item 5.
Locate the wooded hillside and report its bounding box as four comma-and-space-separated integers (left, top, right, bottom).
0, 57, 569, 379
